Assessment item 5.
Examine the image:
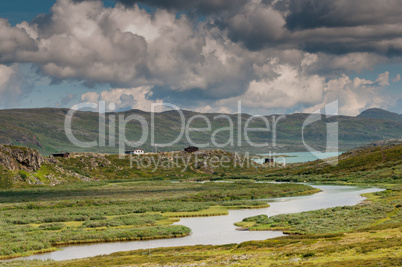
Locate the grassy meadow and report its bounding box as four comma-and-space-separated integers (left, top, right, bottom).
235, 187, 402, 234
19, 229, 401, 266
0, 181, 317, 259
262, 144, 402, 185
0, 144, 401, 266
7, 186, 400, 267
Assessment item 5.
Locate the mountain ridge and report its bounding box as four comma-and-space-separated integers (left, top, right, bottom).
357, 108, 402, 122
0, 107, 401, 155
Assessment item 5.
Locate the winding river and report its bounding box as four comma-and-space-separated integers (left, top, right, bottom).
21, 184, 382, 262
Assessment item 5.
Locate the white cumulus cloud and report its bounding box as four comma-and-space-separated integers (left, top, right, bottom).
81, 86, 163, 112
0, 64, 32, 108
0, 0, 400, 114
305, 72, 392, 116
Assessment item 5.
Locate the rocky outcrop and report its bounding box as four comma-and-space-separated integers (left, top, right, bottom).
70, 152, 111, 169
0, 145, 44, 171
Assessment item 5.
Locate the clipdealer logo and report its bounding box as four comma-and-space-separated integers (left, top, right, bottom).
64, 100, 339, 168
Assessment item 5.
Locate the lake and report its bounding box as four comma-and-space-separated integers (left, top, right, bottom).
20, 184, 382, 262
257, 151, 344, 164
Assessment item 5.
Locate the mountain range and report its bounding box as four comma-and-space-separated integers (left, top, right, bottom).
0, 107, 401, 155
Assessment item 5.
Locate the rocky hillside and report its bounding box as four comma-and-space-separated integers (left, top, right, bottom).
1, 142, 401, 188
0, 146, 267, 188
0, 145, 90, 188
0, 145, 43, 172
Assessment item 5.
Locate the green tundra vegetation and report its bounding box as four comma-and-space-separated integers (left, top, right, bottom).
0, 181, 317, 259
6, 186, 402, 267
0, 144, 401, 266
1, 143, 401, 188
8, 163, 398, 265
0, 147, 272, 188
263, 143, 402, 185
16, 229, 401, 266
235, 189, 402, 234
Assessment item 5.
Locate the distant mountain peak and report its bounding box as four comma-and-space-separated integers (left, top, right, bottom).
357, 108, 402, 122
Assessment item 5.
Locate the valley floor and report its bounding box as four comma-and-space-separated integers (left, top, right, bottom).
1, 144, 401, 266
0, 181, 317, 261
2, 185, 401, 267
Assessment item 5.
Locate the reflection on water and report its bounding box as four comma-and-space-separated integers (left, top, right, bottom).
21, 185, 382, 262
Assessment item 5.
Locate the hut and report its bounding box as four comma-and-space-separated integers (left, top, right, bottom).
125, 149, 145, 155
134, 149, 144, 155
264, 158, 274, 163
184, 146, 199, 153
52, 152, 70, 158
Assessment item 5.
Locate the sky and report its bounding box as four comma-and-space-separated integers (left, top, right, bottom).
0, 0, 401, 116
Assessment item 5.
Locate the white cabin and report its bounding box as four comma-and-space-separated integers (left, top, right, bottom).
125, 149, 145, 155
133, 149, 144, 155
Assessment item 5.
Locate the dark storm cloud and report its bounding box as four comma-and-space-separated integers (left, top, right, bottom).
69, 0, 402, 55
284, 0, 402, 30
213, 0, 402, 55
216, 1, 285, 51
115, 0, 248, 15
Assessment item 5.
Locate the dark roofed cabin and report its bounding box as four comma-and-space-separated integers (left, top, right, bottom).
264, 158, 274, 163
52, 153, 70, 158
184, 146, 199, 153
